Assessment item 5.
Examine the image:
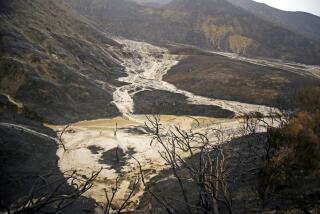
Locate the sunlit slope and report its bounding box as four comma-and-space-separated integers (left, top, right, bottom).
67, 0, 320, 65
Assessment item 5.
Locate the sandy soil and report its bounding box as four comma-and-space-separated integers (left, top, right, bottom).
47, 114, 276, 213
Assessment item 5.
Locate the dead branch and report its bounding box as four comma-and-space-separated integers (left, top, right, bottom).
58, 124, 71, 152
8, 168, 102, 214
143, 115, 233, 214
103, 175, 140, 214
131, 155, 177, 214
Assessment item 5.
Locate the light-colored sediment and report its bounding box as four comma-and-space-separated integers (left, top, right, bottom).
51, 39, 294, 212
50, 115, 276, 212
111, 39, 275, 119
2, 93, 24, 109
0, 122, 57, 142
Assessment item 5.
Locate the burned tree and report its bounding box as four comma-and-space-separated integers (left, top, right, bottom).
136, 115, 234, 214
58, 124, 71, 152
4, 169, 102, 214
103, 176, 140, 214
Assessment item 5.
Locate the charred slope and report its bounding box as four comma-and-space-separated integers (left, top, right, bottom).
0, 0, 125, 124
131, 0, 172, 7
136, 133, 320, 213
227, 0, 320, 42
163, 46, 320, 106
66, 0, 320, 65
0, 101, 96, 213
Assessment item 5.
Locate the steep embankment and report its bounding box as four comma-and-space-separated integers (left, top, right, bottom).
0, 97, 97, 213
0, 0, 125, 124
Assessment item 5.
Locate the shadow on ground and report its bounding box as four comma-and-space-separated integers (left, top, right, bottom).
99, 147, 137, 173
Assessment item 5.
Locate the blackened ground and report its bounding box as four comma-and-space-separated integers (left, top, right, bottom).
164, 54, 320, 107
134, 134, 320, 213
133, 90, 235, 118
0, 0, 125, 125
0, 107, 96, 213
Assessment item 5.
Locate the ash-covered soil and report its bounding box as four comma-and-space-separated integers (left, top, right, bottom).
133, 90, 235, 118
135, 134, 320, 213
164, 53, 320, 106
0, 107, 96, 213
